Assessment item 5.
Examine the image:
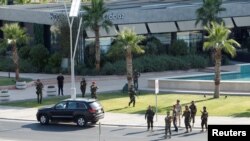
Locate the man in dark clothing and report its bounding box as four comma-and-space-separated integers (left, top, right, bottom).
90, 81, 98, 99
133, 69, 140, 91
189, 101, 197, 127
165, 111, 172, 139
80, 78, 87, 97
182, 105, 192, 133
35, 79, 43, 104
201, 106, 208, 132
145, 105, 155, 131
128, 85, 137, 107
57, 73, 64, 96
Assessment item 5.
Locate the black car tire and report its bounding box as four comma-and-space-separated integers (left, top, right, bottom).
39, 114, 49, 125
76, 116, 87, 127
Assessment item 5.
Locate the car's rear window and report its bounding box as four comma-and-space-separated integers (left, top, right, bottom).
89, 102, 102, 109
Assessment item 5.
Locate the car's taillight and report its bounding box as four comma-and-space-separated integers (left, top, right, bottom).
88, 108, 97, 113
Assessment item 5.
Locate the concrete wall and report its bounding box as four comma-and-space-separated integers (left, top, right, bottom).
148, 79, 250, 93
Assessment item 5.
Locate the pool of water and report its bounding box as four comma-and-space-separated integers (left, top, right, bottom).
175, 72, 250, 81
174, 64, 250, 81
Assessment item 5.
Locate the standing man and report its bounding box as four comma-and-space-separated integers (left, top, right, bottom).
175, 99, 182, 127
80, 77, 87, 97
133, 69, 140, 91
57, 73, 64, 96
182, 105, 192, 133
35, 79, 43, 104
145, 105, 155, 131
90, 81, 98, 99
128, 85, 137, 107
165, 111, 172, 139
201, 106, 208, 132
189, 101, 197, 127
172, 105, 178, 132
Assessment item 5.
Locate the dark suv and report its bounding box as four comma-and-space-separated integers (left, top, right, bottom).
36, 98, 104, 127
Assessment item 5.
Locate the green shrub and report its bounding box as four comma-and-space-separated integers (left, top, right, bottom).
19, 59, 38, 73
75, 64, 87, 75
101, 62, 116, 75
142, 36, 165, 55
47, 52, 62, 73
0, 47, 7, 56
19, 46, 31, 59
29, 44, 49, 71
113, 60, 126, 75
0, 57, 14, 71
169, 39, 188, 56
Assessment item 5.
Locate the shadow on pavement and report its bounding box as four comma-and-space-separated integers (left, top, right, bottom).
124, 130, 148, 136
22, 122, 95, 132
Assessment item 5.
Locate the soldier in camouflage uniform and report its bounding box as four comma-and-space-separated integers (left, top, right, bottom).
189, 101, 197, 127
133, 69, 140, 91
35, 79, 43, 104
201, 106, 208, 132
165, 111, 172, 139
182, 105, 192, 133
128, 85, 137, 107
90, 81, 98, 99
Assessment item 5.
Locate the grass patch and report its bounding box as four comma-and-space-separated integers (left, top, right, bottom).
1, 92, 250, 117
0, 77, 33, 86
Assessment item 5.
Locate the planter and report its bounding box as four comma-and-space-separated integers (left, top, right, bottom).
46, 85, 57, 96
16, 81, 27, 89
0, 89, 10, 101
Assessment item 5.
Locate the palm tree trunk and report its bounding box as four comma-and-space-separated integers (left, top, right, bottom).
12, 43, 19, 81
126, 46, 133, 91
214, 50, 221, 98
94, 27, 100, 72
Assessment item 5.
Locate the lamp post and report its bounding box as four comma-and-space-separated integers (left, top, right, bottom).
64, 0, 82, 99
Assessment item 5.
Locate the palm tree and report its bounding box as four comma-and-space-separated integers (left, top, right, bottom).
196, 0, 226, 26
82, 0, 112, 71
203, 22, 240, 98
1, 23, 29, 81
0, 0, 6, 4
108, 28, 145, 90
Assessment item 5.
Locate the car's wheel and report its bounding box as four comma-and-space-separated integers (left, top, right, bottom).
39, 114, 49, 125
76, 116, 87, 127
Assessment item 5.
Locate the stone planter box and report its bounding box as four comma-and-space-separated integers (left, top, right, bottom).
0, 89, 10, 101
16, 81, 27, 89
46, 85, 57, 96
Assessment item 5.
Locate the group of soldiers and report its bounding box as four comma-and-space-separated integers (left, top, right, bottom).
34, 75, 99, 104
164, 100, 208, 139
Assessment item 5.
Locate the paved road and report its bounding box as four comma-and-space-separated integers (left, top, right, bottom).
0, 119, 207, 141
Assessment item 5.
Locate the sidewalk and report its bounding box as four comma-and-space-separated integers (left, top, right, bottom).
0, 105, 250, 128
0, 65, 250, 128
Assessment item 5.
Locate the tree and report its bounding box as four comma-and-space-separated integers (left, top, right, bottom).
108, 28, 145, 90
203, 22, 240, 98
196, 0, 226, 26
82, 0, 112, 72
1, 23, 29, 81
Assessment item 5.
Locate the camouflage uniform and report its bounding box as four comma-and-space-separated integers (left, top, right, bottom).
182, 106, 192, 133
35, 79, 43, 104
90, 82, 98, 99
189, 101, 197, 126
201, 107, 208, 131
165, 113, 172, 138
128, 87, 137, 107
